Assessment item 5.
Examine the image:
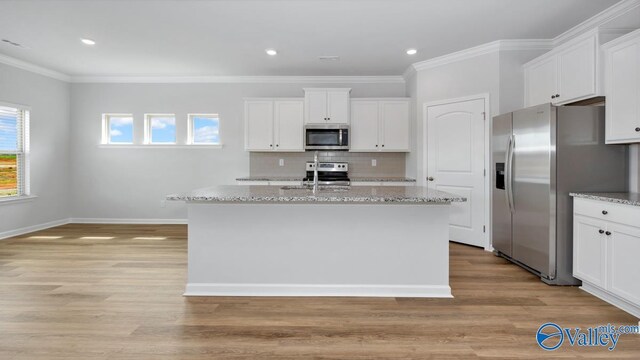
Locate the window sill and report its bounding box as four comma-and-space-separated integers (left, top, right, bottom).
98, 144, 224, 149
0, 195, 37, 205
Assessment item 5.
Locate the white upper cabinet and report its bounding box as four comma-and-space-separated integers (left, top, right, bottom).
274, 100, 304, 151
525, 56, 558, 107
304, 88, 351, 124
350, 99, 410, 152
603, 29, 640, 144
524, 30, 603, 107
244, 100, 274, 151
558, 35, 597, 103
350, 100, 379, 151
245, 98, 304, 152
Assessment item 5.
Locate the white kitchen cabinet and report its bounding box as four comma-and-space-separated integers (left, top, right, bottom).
606, 222, 640, 306
573, 215, 607, 288
573, 197, 640, 318
524, 30, 601, 107
603, 29, 640, 144
525, 56, 558, 107
350, 99, 410, 152
351, 181, 415, 186
244, 98, 304, 152
304, 88, 351, 124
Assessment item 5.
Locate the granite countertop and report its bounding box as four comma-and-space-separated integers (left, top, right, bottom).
570, 192, 640, 207
236, 176, 417, 182
168, 185, 465, 204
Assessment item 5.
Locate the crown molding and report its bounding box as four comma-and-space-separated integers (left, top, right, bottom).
0, 53, 70, 82
410, 39, 553, 72
552, 0, 640, 46
69, 75, 405, 84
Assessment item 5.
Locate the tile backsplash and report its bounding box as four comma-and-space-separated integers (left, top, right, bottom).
250, 152, 407, 178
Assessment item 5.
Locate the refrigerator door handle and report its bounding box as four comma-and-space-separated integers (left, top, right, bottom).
506, 135, 515, 213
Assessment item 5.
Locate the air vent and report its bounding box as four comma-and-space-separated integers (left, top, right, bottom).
318, 56, 340, 62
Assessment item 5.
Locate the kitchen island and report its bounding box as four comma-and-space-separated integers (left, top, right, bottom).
168, 185, 465, 298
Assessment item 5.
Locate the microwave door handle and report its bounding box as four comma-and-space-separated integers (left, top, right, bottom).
339, 130, 343, 145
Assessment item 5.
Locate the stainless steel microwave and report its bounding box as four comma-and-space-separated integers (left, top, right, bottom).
304, 124, 349, 151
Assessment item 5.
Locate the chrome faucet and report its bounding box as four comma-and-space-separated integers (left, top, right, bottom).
313, 151, 319, 193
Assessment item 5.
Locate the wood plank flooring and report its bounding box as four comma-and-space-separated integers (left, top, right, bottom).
0, 224, 638, 359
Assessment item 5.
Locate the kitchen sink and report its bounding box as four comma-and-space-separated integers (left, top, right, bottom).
280, 185, 351, 192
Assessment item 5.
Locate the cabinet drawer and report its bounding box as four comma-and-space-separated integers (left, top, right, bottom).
574, 198, 640, 225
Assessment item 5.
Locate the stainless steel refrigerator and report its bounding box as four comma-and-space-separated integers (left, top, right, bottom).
492, 104, 627, 285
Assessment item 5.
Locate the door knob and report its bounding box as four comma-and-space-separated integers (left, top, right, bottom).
555, 94, 560, 97
605, 231, 611, 236
635, 127, 640, 132
551, 95, 556, 99
427, 177, 435, 181
602, 210, 608, 215
599, 229, 605, 234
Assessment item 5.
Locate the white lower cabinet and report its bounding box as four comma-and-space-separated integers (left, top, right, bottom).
573, 214, 607, 288
573, 198, 640, 317
236, 180, 301, 186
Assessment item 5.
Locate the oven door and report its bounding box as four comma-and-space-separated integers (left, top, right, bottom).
304, 127, 349, 150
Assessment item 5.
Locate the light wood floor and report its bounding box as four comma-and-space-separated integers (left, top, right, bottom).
1, 224, 638, 359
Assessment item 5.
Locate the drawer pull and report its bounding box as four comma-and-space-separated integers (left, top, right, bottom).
602, 210, 608, 215
598, 229, 605, 234
635, 127, 640, 132
605, 231, 612, 236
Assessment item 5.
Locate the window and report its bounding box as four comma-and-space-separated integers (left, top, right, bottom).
102, 114, 133, 144
188, 114, 220, 145
145, 114, 176, 144
0, 104, 30, 198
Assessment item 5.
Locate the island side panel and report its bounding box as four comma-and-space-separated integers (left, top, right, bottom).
186, 202, 451, 297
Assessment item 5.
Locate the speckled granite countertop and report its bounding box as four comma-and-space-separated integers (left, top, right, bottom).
168, 185, 464, 204
236, 177, 417, 182
570, 192, 640, 207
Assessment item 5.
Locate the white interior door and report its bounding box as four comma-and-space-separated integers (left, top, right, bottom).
426, 98, 485, 247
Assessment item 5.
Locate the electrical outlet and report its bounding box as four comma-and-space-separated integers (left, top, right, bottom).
371, 159, 377, 167
279, 159, 284, 167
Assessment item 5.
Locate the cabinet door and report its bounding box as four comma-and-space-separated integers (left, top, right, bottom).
305, 91, 328, 124
573, 215, 607, 287
350, 101, 379, 151
326, 91, 350, 124
557, 36, 597, 104
245, 100, 274, 151
525, 57, 557, 107
380, 101, 410, 152
274, 100, 304, 151
605, 37, 640, 144
606, 222, 640, 305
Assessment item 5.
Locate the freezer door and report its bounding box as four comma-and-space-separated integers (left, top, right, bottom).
511, 104, 556, 278
491, 113, 512, 256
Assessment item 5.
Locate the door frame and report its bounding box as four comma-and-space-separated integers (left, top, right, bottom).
422, 93, 491, 251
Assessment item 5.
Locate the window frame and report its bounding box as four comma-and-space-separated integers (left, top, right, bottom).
187, 113, 222, 146
144, 113, 177, 145
101, 113, 134, 145
0, 101, 31, 201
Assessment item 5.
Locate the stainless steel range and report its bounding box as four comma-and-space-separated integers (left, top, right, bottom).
303, 161, 350, 186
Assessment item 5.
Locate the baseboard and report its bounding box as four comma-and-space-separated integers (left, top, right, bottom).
0, 218, 71, 240
184, 283, 453, 298
580, 282, 640, 319
69, 218, 187, 225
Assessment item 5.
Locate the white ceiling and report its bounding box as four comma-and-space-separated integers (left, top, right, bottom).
0, 0, 621, 77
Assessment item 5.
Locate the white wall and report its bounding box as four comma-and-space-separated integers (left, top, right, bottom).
0, 63, 71, 235
69, 82, 405, 221
406, 49, 545, 181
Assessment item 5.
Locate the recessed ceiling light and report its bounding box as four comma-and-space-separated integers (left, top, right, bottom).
81, 38, 96, 45
406, 48, 417, 55
265, 49, 277, 56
